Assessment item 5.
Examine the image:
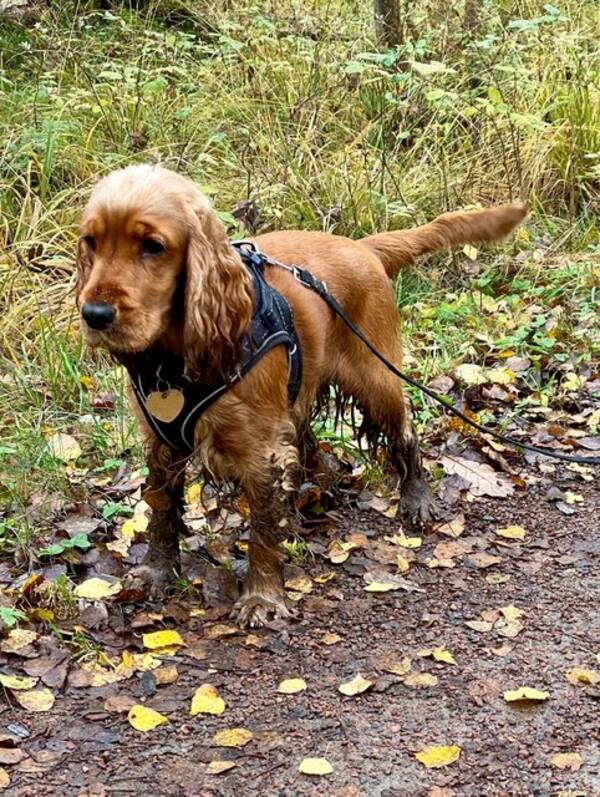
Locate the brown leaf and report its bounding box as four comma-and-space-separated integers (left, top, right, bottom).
0, 748, 27, 766
433, 513, 465, 538
104, 694, 137, 714
467, 553, 502, 569
441, 456, 514, 498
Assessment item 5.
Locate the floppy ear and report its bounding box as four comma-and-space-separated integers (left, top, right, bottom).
75, 237, 92, 308
183, 206, 254, 380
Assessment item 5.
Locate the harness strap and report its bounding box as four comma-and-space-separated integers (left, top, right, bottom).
252, 246, 600, 466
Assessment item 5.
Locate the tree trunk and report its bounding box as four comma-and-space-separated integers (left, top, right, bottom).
373, 0, 402, 49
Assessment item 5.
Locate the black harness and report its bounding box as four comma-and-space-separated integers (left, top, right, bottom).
127, 242, 302, 453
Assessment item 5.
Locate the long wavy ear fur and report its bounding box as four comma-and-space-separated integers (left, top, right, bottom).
184, 206, 254, 381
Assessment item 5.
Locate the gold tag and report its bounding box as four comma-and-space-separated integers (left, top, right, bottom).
146, 389, 185, 423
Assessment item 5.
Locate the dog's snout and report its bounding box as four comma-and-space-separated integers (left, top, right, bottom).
81, 301, 116, 330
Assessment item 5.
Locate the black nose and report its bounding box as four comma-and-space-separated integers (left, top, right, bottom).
81, 301, 116, 330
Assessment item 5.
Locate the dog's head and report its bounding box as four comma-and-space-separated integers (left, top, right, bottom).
76, 164, 253, 378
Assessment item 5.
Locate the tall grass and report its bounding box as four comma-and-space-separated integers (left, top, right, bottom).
0, 0, 598, 528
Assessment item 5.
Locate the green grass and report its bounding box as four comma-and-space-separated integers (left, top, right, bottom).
0, 0, 599, 551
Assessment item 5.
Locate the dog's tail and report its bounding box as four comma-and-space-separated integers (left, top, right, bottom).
360, 203, 528, 278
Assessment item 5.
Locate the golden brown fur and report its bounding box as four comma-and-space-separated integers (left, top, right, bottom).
77, 164, 526, 627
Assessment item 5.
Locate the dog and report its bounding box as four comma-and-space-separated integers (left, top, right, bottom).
76, 164, 526, 627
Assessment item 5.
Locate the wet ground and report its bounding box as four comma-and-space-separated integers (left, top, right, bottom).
2, 465, 599, 797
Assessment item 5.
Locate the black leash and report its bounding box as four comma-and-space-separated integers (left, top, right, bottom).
236, 242, 600, 466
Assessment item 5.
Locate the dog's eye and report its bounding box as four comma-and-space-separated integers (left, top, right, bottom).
141, 238, 165, 256
83, 235, 96, 252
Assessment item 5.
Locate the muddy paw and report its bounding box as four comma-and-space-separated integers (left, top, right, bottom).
123, 561, 178, 601
232, 593, 293, 629
401, 478, 444, 528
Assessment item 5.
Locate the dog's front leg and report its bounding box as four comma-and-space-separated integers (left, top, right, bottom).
127, 441, 186, 598
233, 447, 297, 629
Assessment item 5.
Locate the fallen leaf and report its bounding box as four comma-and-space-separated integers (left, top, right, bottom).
396, 554, 410, 573
454, 363, 485, 385
74, 577, 122, 600
313, 572, 335, 584
442, 456, 513, 498
277, 678, 307, 694
142, 630, 185, 650
432, 647, 456, 665
565, 667, 600, 686
415, 744, 461, 768
434, 513, 465, 538
191, 684, 225, 716
207, 760, 237, 775
298, 757, 334, 776
0, 768, 9, 791
468, 553, 502, 569
486, 573, 511, 584
0, 674, 37, 691
13, 687, 55, 713
204, 624, 239, 640
380, 656, 411, 677
503, 687, 549, 703
495, 525, 526, 540
213, 728, 253, 748
499, 605, 524, 621
154, 666, 179, 685
0, 629, 37, 653
550, 752, 582, 771
364, 582, 396, 593
127, 705, 169, 732
284, 574, 313, 595
404, 672, 438, 688
321, 633, 342, 646
0, 748, 27, 766
327, 540, 357, 564
47, 433, 81, 462
465, 620, 493, 633
338, 674, 373, 696
104, 694, 137, 713
385, 532, 422, 549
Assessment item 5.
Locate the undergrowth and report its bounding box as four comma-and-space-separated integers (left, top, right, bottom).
0, 0, 598, 547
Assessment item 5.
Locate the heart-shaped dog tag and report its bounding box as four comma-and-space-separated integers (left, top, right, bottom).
146, 389, 185, 423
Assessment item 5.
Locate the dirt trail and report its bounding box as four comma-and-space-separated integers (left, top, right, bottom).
3, 467, 600, 797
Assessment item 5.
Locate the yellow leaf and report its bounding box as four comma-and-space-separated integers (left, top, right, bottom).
0, 766, 9, 790
495, 525, 526, 540
80, 375, 95, 390
127, 705, 169, 732
0, 674, 37, 690
207, 760, 237, 775
204, 624, 239, 640
487, 368, 516, 385
550, 752, 582, 771
433, 647, 456, 665
143, 630, 185, 650
213, 728, 253, 748
454, 363, 486, 385
13, 687, 55, 712
338, 674, 373, 696
564, 491, 584, 505
382, 656, 411, 676
499, 605, 524, 621
396, 554, 410, 573
327, 540, 357, 564
503, 687, 549, 702
415, 745, 461, 768
298, 757, 334, 776
284, 575, 313, 594
277, 678, 307, 694
364, 582, 395, 593
386, 532, 422, 549
404, 672, 438, 688
565, 667, 600, 686
321, 633, 342, 645
313, 572, 335, 584
74, 577, 122, 600
462, 244, 478, 260
190, 684, 225, 716
0, 629, 37, 653
47, 433, 81, 462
